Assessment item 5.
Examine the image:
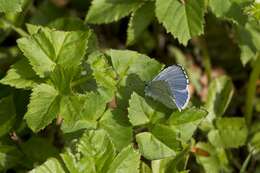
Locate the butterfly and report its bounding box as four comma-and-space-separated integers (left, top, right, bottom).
145, 65, 190, 111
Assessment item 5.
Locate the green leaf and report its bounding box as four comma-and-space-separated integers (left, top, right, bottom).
237, 21, 260, 65
208, 117, 248, 148
87, 51, 117, 101
127, 2, 155, 45
167, 107, 207, 142
195, 142, 231, 173
0, 145, 24, 172
60, 150, 78, 173
249, 132, 260, 155
151, 124, 182, 151
0, 96, 16, 137
77, 129, 116, 172
108, 49, 163, 107
0, 0, 22, 13
48, 17, 88, 31
21, 136, 59, 163
17, 28, 90, 77
201, 76, 234, 130
136, 132, 177, 160
29, 158, 65, 173
61, 92, 107, 133
86, 0, 142, 24
99, 109, 133, 151
128, 92, 171, 126
0, 58, 40, 89
208, 0, 249, 24
107, 145, 140, 173
24, 84, 60, 132
155, 0, 205, 45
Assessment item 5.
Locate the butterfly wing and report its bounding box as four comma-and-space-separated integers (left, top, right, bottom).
146, 65, 190, 110
145, 80, 176, 109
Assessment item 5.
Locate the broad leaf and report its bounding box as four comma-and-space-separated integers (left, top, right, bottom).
61, 92, 106, 133
136, 132, 177, 160
86, 0, 142, 24
107, 145, 140, 173
17, 28, 90, 77
24, 84, 60, 132
0, 58, 39, 89
29, 158, 65, 173
168, 107, 207, 142
0, 96, 16, 137
99, 109, 133, 151
128, 92, 171, 126
155, 0, 205, 45
201, 76, 234, 130
208, 117, 248, 148
0, 0, 22, 13
127, 2, 155, 45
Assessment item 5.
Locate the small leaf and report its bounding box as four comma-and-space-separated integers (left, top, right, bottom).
77, 129, 116, 172
155, 0, 205, 45
128, 92, 171, 126
0, 96, 16, 137
100, 109, 133, 151
24, 84, 60, 132
168, 107, 207, 142
86, 0, 142, 24
136, 132, 177, 160
127, 2, 155, 45
0, 0, 22, 13
87, 51, 117, 101
0, 58, 39, 89
29, 158, 65, 173
108, 49, 163, 107
237, 21, 260, 65
201, 76, 234, 130
209, 117, 248, 148
107, 145, 140, 173
209, 0, 249, 24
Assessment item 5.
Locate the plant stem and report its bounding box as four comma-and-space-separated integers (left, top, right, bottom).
245, 54, 260, 125
240, 152, 252, 173
0, 18, 29, 37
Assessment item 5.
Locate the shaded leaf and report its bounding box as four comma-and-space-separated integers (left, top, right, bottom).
136, 132, 177, 160
168, 107, 207, 142
128, 92, 171, 126
0, 96, 16, 137
0, 58, 39, 89
99, 109, 133, 151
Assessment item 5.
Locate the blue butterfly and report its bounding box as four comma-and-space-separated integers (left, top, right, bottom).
145, 65, 190, 111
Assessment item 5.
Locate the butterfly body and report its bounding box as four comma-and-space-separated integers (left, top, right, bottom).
145, 65, 190, 111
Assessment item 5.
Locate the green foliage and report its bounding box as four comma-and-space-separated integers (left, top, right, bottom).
0, 0, 260, 172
